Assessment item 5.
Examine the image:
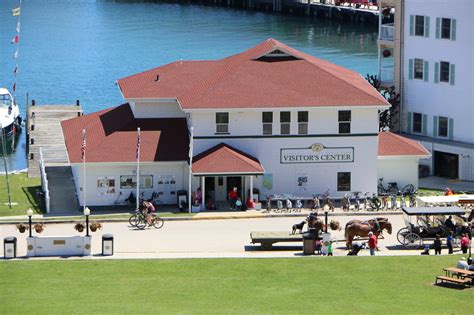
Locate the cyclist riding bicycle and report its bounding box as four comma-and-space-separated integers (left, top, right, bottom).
142, 201, 156, 224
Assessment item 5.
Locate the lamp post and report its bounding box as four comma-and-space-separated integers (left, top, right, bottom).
27, 209, 33, 237
84, 207, 90, 237
323, 205, 329, 233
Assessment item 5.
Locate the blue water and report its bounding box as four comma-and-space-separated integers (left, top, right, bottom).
0, 0, 378, 170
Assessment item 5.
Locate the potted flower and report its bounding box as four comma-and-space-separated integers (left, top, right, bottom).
74, 223, 85, 233
34, 223, 45, 234
90, 222, 102, 232
16, 223, 28, 233
330, 220, 341, 231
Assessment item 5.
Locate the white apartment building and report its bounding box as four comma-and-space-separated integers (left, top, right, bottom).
61, 39, 429, 209
378, 0, 474, 180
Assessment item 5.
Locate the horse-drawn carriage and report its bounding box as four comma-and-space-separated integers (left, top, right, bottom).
396, 206, 468, 248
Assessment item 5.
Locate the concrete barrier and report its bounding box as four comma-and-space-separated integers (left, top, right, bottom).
27, 236, 91, 257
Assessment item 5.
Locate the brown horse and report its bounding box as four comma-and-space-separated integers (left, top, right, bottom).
467, 209, 474, 222
345, 220, 392, 249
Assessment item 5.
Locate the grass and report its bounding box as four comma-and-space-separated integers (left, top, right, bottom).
418, 188, 445, 196
0, 256, 470, 314
0, 173, 43, 216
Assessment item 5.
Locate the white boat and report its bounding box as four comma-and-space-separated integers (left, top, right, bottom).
0, 88, 21, 139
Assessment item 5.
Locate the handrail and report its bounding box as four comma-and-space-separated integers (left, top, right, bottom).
39, 147, 51, 214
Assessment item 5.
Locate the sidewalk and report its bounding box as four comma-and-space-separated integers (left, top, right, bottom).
420, 176, 474, 192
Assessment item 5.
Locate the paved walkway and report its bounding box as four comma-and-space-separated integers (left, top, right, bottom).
420, 176, 474, 192
0, 214, 467, 260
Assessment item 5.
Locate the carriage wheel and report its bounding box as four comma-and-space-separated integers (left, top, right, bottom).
403, 232, 421, 248
396, 227, 410, 245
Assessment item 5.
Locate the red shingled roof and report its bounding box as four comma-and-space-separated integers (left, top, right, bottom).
61, 104, 189, 163
378, 132, 430, 157
192, 143, 264, 175
117, 38, 389, 109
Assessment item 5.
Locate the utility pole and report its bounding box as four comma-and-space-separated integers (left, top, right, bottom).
0, 123, 12, 209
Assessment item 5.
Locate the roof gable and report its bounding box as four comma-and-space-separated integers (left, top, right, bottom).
378, 132, 431, 157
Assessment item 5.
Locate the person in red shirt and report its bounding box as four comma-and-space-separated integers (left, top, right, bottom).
460, 233, 470, 254
228, 187, 238, 210
368, 231, 378, 256
246, 197, 255, 210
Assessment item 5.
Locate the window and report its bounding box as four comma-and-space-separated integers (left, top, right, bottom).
438, 116, 448, 137
338, 110, 351, 134
414, 59, 424, 79
441, 18, 451, 39
440, 61, 450, 83
280, 111, 290, 135
413, 113, 422, 134
120, 175, 153, 189
298, 111, 308, 135
262, 112, 273, 135
216, 112, 229, 133
415, 15, 425, 36
337, 172, 351, 191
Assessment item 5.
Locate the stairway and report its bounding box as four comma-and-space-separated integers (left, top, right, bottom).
45, 165, 80, 214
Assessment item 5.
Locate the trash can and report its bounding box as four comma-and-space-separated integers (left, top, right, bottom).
4, 236, 17, 259
303, 232, 316, 255
177, 190, 188, 212
102, 234, 114, 256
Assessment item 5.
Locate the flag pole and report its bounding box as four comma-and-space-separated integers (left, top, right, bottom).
188, 127, 193, 213
82, 129, 86, 214
136, 127, 140, 211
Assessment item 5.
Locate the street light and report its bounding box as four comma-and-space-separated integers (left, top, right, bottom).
84, 207, 91, 237
26, 209, 33, 237
323, 204, 329, 233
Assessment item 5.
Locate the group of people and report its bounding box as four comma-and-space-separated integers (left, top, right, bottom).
192, 186, 258, 211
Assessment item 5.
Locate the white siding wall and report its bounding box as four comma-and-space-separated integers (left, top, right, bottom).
191, 108, 379, 137
377, 158, 420, 189
403, 1, 474, 143
72, 162, 189, 206
129, 100, 186, 118
192, 136, 378, 198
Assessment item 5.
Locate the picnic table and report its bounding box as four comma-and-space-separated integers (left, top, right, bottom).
435, 267, 474, 288
443, 267, 474, 279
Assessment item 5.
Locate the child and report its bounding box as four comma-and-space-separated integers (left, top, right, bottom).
446, 231, 454, 254
327, 240, 333, 256
433, 234, 442, 255
315, 239, 322, 255
235, 198, 242, 211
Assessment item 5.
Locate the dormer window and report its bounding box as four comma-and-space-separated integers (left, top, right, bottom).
216, 112, 229, 134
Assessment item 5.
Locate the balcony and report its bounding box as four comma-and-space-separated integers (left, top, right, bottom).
379, 66, 394, 85
380, 23, 394, 41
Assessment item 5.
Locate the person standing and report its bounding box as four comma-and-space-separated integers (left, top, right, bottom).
446, 231, 454, 254
228, 187, 238, 210
327, 240, 333, 256
460, 233, 470, 254
433, 234, 442, 255
368, 231, 377, 256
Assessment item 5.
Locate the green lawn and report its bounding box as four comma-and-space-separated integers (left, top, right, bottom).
0, 173, 43, 216
0, 256, 470, 314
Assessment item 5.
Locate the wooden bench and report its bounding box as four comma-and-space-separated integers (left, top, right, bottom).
435, 276, 471, 288
250, 231, 303, 250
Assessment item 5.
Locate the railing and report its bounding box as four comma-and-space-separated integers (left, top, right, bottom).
379, 66, 394, 84
380, 23, 394, 41
39, 148, 51, 214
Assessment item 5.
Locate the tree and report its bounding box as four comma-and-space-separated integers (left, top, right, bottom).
366, 74, 400, 132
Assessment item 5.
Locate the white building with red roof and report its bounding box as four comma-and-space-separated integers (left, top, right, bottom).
61, 39, 429, 210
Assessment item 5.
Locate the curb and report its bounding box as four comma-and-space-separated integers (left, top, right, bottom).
0, 211, 402, 225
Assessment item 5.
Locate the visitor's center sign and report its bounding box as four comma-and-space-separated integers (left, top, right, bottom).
280, 144, 354, 164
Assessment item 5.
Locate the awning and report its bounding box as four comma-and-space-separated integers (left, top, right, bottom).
192, 143, 264, 176
402, 206, 466, 215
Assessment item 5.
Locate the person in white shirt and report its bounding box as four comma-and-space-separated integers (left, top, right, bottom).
457, 257, 469, 270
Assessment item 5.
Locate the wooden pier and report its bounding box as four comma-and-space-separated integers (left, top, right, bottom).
26, 101, 82, 177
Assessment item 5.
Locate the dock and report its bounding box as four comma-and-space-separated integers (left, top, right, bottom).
26, 101, 82, 177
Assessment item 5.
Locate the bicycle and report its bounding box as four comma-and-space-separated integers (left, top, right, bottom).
321, 190, 335, 211
129, 204, 164, 230
353, 192, 362, 211
341, 193, 350, 212
377, 178, 399, 196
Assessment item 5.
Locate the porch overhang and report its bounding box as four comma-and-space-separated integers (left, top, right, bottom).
192, 143, 265, 176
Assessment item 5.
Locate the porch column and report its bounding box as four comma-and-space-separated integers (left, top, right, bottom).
249, 176, 254, 202
201, 176, 205, 210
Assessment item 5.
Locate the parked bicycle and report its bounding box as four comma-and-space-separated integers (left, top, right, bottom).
341, 193, 350, 212
377, 178, 399, 196
321, 190, 335, 211
353, 191, 362, 211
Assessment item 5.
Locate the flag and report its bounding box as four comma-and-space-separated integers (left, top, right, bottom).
11, 35, 19, 44
136, 128, 141, 161
12, 7, 20, 16
16, 21, 21, 33
13, 49, 18, 59
81, 129, 86, 162
13, 65, 18, 76
12, 83, 16, 92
